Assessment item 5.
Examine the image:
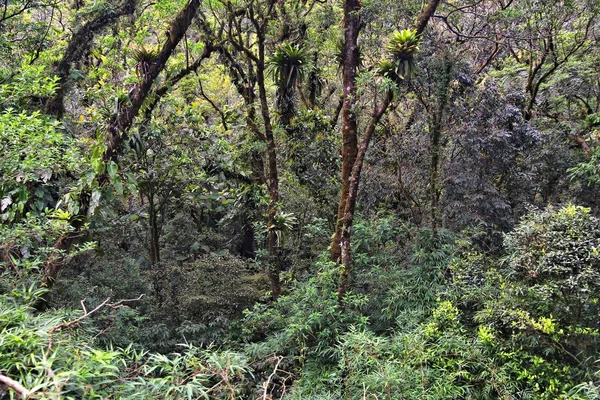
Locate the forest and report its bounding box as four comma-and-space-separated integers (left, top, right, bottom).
1, 0, 600, 398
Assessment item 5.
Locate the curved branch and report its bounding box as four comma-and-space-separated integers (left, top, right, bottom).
415, 0, 441, 35
145, 43, 215, 118
46, 0, 138, 117
104, 0, 202, 163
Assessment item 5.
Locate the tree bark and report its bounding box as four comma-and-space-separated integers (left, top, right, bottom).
414, 0, 441, 36
337, 94, 391, 304
331, 0, 361, 263
0, 373, 30, 398
256, 36, 282, 300
429, 120, 441, 238
148, 188, 161, 265
429, 58, 452, 238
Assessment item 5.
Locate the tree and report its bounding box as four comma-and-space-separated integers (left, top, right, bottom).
196, 0, 321, 299
334, 0, 441, 305
40, 0, 205, 293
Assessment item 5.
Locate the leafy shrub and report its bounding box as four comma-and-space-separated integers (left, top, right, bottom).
449, 204, 600, 398
504, 204, 600, 327
0, 110, 82, 223
148, 254, 269, 350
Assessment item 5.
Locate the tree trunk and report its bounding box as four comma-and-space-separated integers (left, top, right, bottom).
429, 58, 452, 238
307, 52, 320, 107
256, 37, 282, 299
104, 0, 201, 164
46, 0, 138, 118
429, 124, 441, 238
337, 94, 391, 304
331, 0, 361, 263
148, 188, 161, 265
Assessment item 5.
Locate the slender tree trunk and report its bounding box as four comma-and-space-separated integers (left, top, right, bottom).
278, 82, 295, 129
331, 0, 361, 263
307, 52, 320, 107
429, 125, 441, 238
256, 38, 282, 299
148, 188, 161, 265
337, 94, 391, 304
429, 57, 452, 238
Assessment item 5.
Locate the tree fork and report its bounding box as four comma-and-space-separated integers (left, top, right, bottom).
337, 94, 391, 305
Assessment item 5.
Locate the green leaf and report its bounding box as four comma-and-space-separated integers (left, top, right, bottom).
107, 161, 118, 179
91, 146, 105, 174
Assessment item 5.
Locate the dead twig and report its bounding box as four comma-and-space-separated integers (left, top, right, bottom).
49, 294, 144, 335
45, 295, 144, 358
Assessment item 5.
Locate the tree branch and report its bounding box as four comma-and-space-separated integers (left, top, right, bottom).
261, 355, 283, 400
49, 295, 144, 335
415, 0, 441, 35
104, 0, 202, 164
46, 0, 138, 117
0, 373, 31, 398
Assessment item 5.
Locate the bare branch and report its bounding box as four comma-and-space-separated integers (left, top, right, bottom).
0, 373, 31, 398
49, 295, 144, 335
262, 355, 284, 400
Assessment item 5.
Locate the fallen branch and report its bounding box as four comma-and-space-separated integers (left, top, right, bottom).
49, 295, 145, 335
45, 295, 144, 359
0, 373, 31, 398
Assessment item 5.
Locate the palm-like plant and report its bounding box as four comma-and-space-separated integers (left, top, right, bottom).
268, 44, 308, 124
133, 47, 159, 82
377, 29, 421, 83
376, 59, 402, 82
267, 211, 297, 246
133, 47, 159, 64
269, 44, 307, 89
386, 29, 420, 60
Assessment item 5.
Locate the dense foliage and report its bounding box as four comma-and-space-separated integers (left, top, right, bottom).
1, 0, 600, 398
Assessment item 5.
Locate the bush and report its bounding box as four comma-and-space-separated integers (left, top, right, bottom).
449, 204, 600, 398
504, 204, 600, 327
